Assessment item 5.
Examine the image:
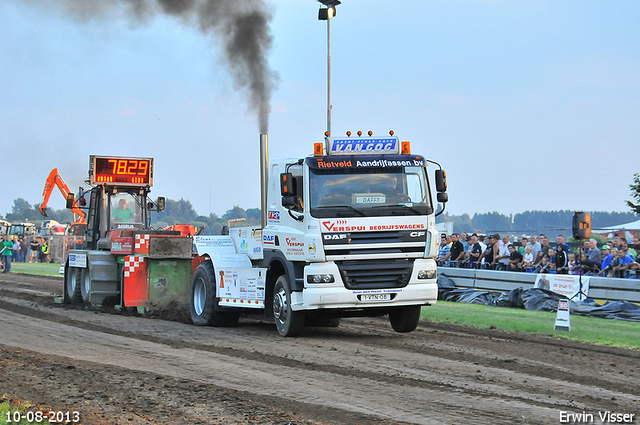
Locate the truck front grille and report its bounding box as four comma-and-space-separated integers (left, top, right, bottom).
337, 259, 413, 290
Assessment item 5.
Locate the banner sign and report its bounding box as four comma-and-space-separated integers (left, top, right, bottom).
534, 274, 590, 301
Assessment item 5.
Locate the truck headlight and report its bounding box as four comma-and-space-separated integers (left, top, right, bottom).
417, 270, 436, 280
307, 274, 335, 283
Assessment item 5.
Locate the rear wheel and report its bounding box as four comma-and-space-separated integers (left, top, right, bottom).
273, 275, 304, 337
190, 261, 239, 327
389, 305, 422, 333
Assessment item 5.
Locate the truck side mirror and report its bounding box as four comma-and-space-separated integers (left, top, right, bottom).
437, 192, 448, 203
435, 170, 447, 193
156, 197, 166, 212
66, 193, 75, 209
282, 196, 297, 209
280, 173, 294, 196
280, 172, 298, 210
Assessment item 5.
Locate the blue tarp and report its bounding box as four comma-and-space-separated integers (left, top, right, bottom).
438, 273, 640, 322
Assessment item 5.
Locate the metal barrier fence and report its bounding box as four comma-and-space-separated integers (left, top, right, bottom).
31, 235, 86, 265
438, 267, 640, 303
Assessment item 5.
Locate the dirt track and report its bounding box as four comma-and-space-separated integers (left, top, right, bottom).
0, 273, 638, 425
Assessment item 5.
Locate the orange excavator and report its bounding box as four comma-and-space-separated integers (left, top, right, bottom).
39, 169, 87, 236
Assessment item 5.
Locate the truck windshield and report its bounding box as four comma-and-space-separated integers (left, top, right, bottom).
110, 192, 145, 230
309, 166, 433, 218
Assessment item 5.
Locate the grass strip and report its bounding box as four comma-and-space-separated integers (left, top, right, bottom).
4, 263, 62, 277
423, 301, 640, 350
0, 394, 50, 425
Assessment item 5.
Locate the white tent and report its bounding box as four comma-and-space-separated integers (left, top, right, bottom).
594, 218, 640, 232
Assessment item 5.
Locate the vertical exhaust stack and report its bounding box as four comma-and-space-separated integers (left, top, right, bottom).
260, 134, 269, 228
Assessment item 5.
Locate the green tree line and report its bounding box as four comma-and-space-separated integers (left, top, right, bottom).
3, 197, 637, 237
437, 210, 638, 235
1, 197, 260, 236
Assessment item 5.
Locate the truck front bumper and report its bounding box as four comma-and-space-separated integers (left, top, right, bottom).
293, 259, 438, 311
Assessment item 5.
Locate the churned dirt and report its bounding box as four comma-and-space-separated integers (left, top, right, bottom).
0, 273, 638, 425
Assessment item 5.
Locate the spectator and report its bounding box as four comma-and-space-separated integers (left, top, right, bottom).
601, 248, 619, 277
477, 234, 487, 252
39, 239, 50, 263
18, 237, 27, 262
2, 235, 13, 273
518, 237, 526, 255
550, 244, 569, 274
494, 235, 511, 270
626, 254, 640, 277
437, 234, 451, 265
12, 236, 19, 260
507, 244, 523, 271
623, 241, 637, 259
586, 239, 602, 265
478, 234, 498, 269
522, 246, 534, 270
632, 236, 640, 253
612, 246, 634, 278
444, 233, 465, 265
525, 235, 541, 260
578, 252, 601, 275
460, 232, 469, 252
29, 238, 40, 263
568, 253, 578, 274
466, 235, 482, 267
537, 237, 553, 264
611, 236, 623, 250
535, 247, 555, 273
555, 235, 570, 253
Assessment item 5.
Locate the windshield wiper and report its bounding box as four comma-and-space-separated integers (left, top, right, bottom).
313, 205, 367, 217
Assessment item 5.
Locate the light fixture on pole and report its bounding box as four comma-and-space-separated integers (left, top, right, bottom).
318, 0, 341, 137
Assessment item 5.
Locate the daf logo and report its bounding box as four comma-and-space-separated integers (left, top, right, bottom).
323, 234, 348, 240
410, 231, 426, 238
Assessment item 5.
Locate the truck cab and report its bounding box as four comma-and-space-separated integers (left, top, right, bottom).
191, 132, 447, 336
260, 134, 443, 334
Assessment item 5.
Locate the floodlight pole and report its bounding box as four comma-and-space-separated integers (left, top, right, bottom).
327, 15, 331, 136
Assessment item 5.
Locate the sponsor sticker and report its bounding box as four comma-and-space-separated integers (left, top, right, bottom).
268, 210, 280, 222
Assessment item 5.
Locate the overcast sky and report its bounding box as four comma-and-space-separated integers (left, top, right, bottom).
1, 0, 638, 220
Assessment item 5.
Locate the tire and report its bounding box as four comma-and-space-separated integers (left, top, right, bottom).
273, 275, 304, 337
64, 261, 82, 304
80, 268, 91, 303
190, 261, 239, 327
389, 305, 422, 333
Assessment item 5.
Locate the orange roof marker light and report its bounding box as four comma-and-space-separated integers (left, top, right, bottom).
401, 141, 411, 155
389, 130, 394, 136
357, 131, 363, 136
368, 130, 373, 136
346, 131, 352, 137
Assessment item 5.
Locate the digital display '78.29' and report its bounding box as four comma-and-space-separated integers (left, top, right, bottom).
91, 156, 154, 186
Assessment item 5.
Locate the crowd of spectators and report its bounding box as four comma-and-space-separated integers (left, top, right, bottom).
0, 235, 50, 272
437, 232, 640, 279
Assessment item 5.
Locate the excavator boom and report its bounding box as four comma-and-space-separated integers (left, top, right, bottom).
40, 168, 86, 225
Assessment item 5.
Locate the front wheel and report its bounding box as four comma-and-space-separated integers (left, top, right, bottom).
389, 305, 422, 333
273, 275, 304, 337
64, 261, 82, 304
80, 268, 91, 303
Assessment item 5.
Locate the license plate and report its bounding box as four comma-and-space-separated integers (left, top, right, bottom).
360, 293, 391, 302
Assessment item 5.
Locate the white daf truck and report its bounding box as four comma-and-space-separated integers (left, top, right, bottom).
190, 132, 448, 336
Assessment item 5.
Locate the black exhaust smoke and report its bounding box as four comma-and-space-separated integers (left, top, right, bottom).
53, 0, 277, 133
